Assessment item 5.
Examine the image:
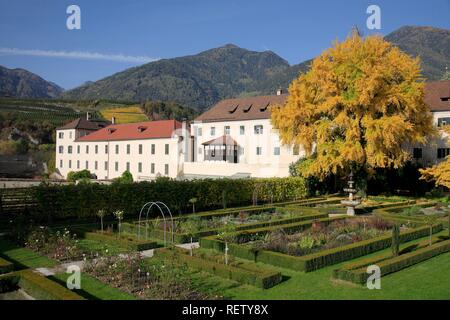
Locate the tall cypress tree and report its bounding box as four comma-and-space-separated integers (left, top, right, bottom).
392, 224, 400, 257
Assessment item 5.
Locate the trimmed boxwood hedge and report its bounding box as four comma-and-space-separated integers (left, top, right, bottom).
0, 270, 84, 300
333, 239, 450, 284
72, 228, 158, 251
0, 257, 14, 275
30, 177, 308, 221
155, 248, 282, 289
200, 223, 444, 272
372, 201, 437, 226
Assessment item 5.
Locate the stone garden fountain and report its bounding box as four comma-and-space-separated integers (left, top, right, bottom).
341, 171, 361, 216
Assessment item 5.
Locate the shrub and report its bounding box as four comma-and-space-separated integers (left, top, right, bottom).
67, 170, 93, 182
112, 171, 134, 184
31, 177, 308, 221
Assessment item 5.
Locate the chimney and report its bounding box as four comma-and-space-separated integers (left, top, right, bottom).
86, 112, 91, 121
276, 88, 283, 96
111, 116, 116, 125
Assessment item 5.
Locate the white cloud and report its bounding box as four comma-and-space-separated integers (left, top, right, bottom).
0, 47, 159, 63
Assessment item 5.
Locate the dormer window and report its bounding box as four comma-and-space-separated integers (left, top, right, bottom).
228, 105, 239, 114
260, 103, 270, 112
138, 126, 147, 133
243, 105, 252, 113
108, 128, 116, 134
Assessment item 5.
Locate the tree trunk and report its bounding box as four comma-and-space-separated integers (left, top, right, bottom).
101, 217, 104, 233
190, 236, 193, 256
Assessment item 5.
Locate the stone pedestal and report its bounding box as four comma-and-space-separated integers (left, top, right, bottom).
341, 172, 361, 216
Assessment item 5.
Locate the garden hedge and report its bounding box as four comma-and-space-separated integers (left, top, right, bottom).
333, 238, 450, 284
372, 202, 438, 226
0, 257, 14, 275
72, 228, 158, 251
155, 248, 282, 289
0, 270, 84, 300
200, 223, 443, 272
28, 177, 308, 221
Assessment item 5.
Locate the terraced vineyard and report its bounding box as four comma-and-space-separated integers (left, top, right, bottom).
0, 103, 100, 126
100, 105, 148, 124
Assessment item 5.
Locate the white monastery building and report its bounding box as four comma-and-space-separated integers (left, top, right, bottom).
55, 80, 450, 181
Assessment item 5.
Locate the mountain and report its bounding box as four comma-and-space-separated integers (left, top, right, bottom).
0, 66, 64, 98
62, 26, 449, 109
62, 44, 298, 109
385, 26, 450, 81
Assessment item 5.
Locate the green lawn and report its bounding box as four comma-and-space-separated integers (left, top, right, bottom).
51, 272, 136, 300
214, 252, 450, 299
0, 240, 57, 270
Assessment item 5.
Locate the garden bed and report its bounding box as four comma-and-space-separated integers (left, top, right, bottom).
200, 217, 444, 272
82, 251, 223, 300
122, 209, 331, 243
155, 247, 282, 289
239, 216, 395, 257
139, 197, 413, 245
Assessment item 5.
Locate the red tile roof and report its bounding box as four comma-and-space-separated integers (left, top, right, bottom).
425, 80, 450, 112
76, 120, 182, 142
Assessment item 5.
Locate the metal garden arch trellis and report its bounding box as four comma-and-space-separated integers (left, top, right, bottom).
138, 201, 174, 246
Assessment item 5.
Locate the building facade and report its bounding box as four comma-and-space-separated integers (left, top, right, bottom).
408, 80, 450, 167
55, 80, 450, 181
56, 119, 189, 180
184, 93, 303, 178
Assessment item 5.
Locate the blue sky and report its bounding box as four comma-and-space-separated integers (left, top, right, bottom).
0, 0, 449, 90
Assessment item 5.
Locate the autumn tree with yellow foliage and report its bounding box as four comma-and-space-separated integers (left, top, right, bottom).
420, 126, 450, 188
271, 32, 435, 186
